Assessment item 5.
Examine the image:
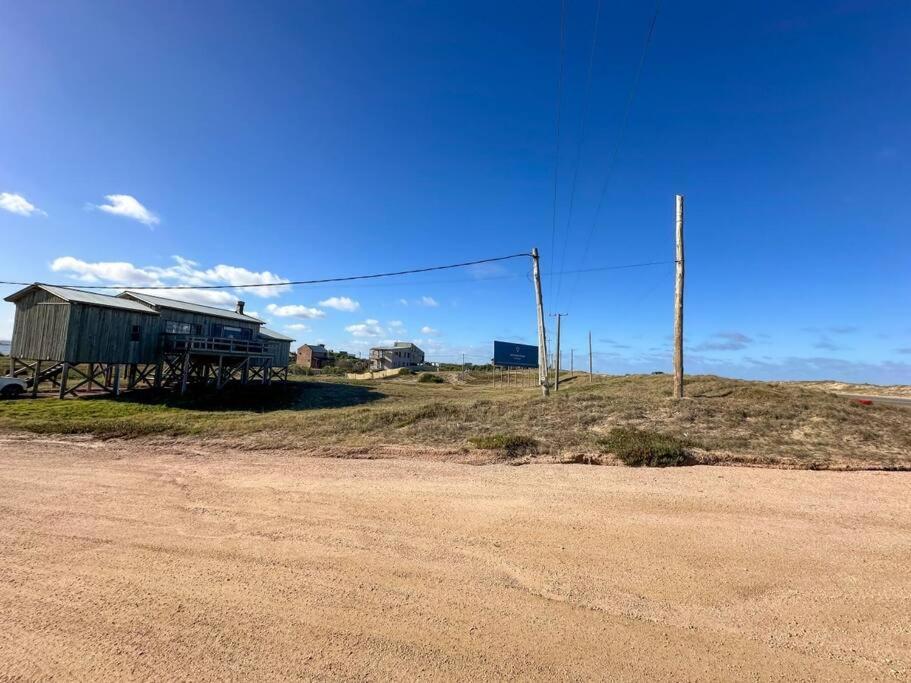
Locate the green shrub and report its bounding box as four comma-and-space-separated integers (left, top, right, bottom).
469, 434, 537, 456
598, 427, 693, 467
418, 373, 445, 384
398, 368, 413, 376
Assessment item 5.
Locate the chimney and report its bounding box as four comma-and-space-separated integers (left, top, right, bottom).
235, 300, 245, 315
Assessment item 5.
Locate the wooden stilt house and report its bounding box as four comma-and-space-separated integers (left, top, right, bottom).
4, 283, 293, 397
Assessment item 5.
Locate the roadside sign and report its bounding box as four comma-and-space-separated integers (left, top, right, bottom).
493, 341, 538, 368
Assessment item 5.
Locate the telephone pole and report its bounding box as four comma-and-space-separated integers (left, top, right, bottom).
570, 348, 574, 377
531, 248, 549, 397
673, 194, 685, 399
549, 313, 567, 391
588, 331, 593, 382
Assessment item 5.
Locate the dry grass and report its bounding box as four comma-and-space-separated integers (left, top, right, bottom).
0, 372, 908, 469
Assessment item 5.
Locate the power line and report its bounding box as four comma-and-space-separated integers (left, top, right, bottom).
0, 253, 530, 291
0, 256, 674, 293
554, 0, 603, 309
564, 0, 663, 313
549, 0, 568, 284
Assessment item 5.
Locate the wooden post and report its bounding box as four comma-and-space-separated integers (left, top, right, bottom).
59, 362, 69, 399
588, 331, 593, 382
8, 358, 15, 378
180, 353, 190, 396
32, 360, 41, 398
674, 194, 685, 399
216, 355, 224, 390
154, 362, 163, 389
112, 364, 121, 397
531, 247, 549, 397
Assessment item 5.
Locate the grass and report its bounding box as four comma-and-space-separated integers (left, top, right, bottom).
468, 434, 538, 456
417, 373, 446, 384
0, 372, 908, 469
597, 427, 693, 467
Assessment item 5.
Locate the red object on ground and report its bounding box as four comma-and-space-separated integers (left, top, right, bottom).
855, 399, 873, 406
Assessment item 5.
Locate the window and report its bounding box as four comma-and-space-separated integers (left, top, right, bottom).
130, 325, 141, 342
165, 320, 193, 335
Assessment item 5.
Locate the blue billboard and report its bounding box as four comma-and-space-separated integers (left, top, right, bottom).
493, 341, 539, 368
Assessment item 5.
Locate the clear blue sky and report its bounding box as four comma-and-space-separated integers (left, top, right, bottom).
1, 1, 909, 382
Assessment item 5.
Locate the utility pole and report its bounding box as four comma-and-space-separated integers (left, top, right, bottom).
531, 247, 549, 397
674, 194, 685, 399
549, 313, 567, 391
570, 348, 574, 378
588, 330, 593, 382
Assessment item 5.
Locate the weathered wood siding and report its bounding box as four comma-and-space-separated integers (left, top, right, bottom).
264, 340, 291, 367
64, 304, 159, 363
9, 288, 70, 360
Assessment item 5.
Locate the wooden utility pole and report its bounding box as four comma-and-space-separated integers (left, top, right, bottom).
570, 348, 574, 377
588, 331, 593, 382
550, 313, 567, 391
531, 248, 549, 397
673, 194, 685, 399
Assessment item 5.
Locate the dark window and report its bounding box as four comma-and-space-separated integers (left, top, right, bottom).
130, 325, 141, 342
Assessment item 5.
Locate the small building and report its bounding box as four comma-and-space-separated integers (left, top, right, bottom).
369, 341, 425, 370
4, 283, 295, 397
296, 343, 330, 369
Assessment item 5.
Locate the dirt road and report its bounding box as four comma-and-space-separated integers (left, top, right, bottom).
0, 436, 908, 680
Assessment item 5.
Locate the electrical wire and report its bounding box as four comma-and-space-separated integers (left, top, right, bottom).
0, 253, 531, 291
554, 0, 603, 309
564, 0, 662, 313
549, 0, 568, 283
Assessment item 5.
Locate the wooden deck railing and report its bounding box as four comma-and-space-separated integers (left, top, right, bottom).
163, 334, 267, 356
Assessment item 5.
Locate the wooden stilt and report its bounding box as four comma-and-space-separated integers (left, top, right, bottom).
180, 353, 190, 395
59, 363, 69, 399
112, 364, 121, 396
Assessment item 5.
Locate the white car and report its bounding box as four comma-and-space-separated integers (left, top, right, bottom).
0, 376, 27, 398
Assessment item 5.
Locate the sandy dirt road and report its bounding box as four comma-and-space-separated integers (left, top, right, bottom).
0, 436, 908, 681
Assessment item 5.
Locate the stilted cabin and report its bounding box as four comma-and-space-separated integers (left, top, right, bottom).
4, 283, 293, 398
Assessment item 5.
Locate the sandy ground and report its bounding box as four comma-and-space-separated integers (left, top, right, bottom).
0, 436, 908, 681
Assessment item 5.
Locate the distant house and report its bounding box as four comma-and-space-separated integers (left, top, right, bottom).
369, 342, 425, 370
296, 343, 330, 369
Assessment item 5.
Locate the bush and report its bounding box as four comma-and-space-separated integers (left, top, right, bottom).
418, 373, 445, 384
469, 434, 537, 457
398, 368, 413, 376
598, 427, 693, 467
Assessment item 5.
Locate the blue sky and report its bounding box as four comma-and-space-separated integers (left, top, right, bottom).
1, 1, 909, 382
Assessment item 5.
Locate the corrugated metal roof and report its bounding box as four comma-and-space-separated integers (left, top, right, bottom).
120, 291, 264, 323
4, 283, 159, 314
259, 327, 294, 342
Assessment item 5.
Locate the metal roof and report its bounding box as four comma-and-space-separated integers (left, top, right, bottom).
119, 291, 264, 323
371, 341, 423, 352
4, 284, 159, 314
259, 327, 294, 342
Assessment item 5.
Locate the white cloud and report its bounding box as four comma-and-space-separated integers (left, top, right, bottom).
266, 303, 325, 319
285, 323, 310, 331
388, 320, 404, 328
319, 296, 360, 312
420, 325, 440, 336
346, 320, 385, 338
93, 194, 159, 227
0, 192, 46, 217
50, 255, 290, 298
420, 296, 439, 307
398, 298, 409, 306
